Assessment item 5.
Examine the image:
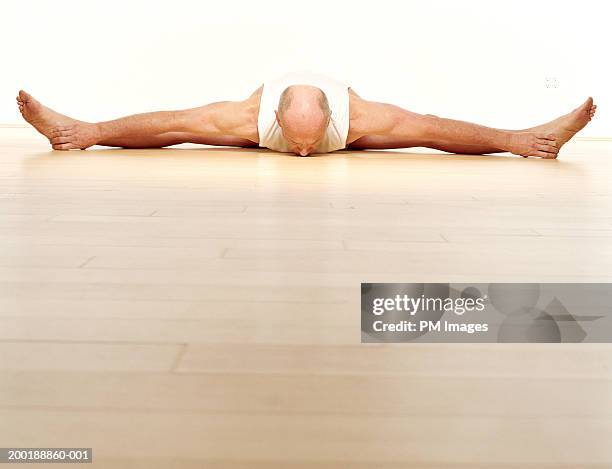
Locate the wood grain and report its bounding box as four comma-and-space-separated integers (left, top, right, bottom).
1, 129, 612, 467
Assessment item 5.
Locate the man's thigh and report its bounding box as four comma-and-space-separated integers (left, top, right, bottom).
347, 93, 431, 148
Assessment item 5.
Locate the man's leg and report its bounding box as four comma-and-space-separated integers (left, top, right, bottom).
349, 98, 597, 158
16, 90, 258, 150
98, 132, 258, 149
348, 135, 505, 154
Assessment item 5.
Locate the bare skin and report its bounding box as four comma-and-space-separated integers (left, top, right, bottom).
16, 89, 262, 150
346, 94, 597, 158
274, 85, 331, 156
16, 84, 596, 158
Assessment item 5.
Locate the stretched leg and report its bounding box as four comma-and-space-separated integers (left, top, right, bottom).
98, 132, 191, 148
348, 134, 506, 154
16, 90, 258, 150
349, 99, 597, 158
98, 132, 258, 149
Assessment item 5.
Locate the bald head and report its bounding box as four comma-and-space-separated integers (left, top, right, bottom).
278, 85, 330, 118
275, 85, 331, 156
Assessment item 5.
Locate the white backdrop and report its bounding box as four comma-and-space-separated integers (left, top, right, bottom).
1, 0, 610, 137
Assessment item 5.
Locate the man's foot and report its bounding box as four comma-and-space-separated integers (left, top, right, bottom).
532, 97, 597, 151
16, 90, 99, 150
506, 97, 597, 159
16, 90, 78, 141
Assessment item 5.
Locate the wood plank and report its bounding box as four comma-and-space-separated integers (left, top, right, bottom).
2, 371, 610, 418
0, 342, 182, 372
0, 409, 610, 465
176, 343, 612, 379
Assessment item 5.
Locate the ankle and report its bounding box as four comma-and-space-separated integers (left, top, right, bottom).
499, 131, 517, 152
92, 122, 108, 144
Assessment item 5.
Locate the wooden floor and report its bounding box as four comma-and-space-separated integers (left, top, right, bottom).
1, 128, 612, 468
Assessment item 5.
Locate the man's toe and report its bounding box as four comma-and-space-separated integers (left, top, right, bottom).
52, 143, 78, 150
51, 136, 72, 145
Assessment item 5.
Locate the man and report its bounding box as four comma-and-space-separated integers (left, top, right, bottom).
16, 71, 596, 158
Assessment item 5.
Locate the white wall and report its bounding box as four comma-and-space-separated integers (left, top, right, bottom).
1, 0, 610, 137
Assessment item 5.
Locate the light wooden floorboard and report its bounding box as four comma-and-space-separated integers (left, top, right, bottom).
1, 129, 612, 467
0, 342, 182, 371
3, 371, 611, 417
2, 409, 611, 465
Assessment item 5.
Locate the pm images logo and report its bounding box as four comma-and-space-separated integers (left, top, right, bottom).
361, 283, 609, 343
